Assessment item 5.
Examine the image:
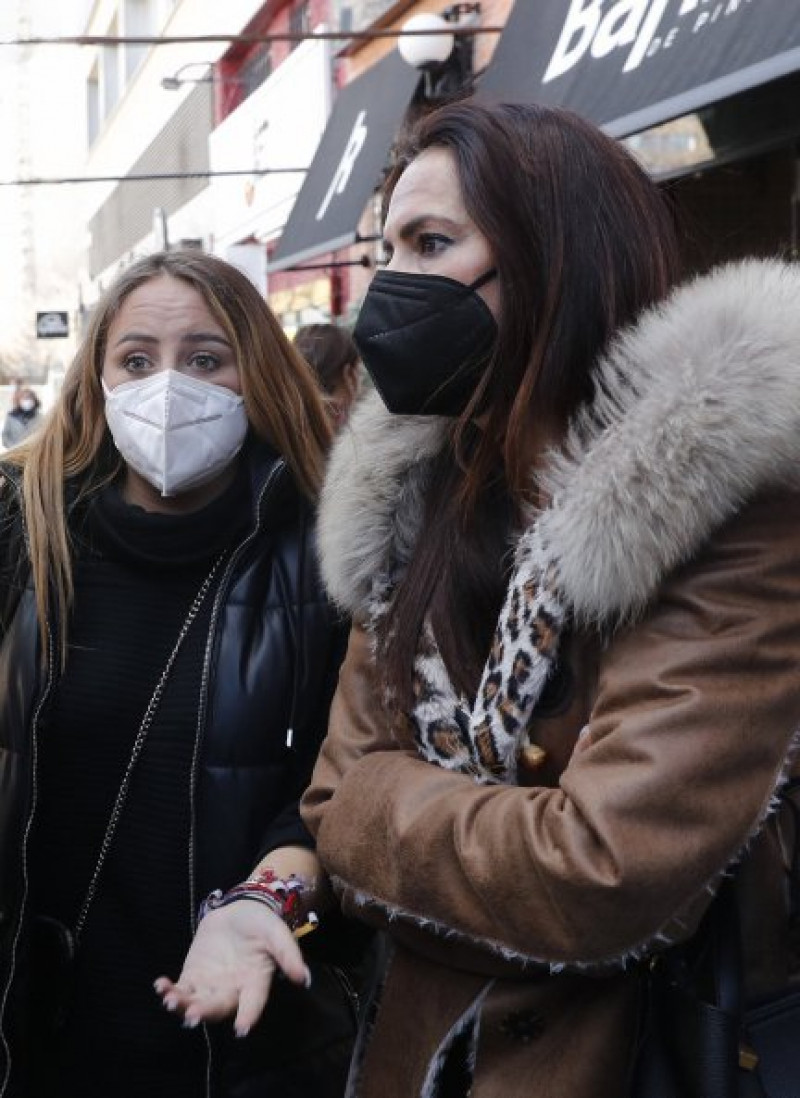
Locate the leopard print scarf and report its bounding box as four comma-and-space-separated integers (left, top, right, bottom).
370, 521, 567, 785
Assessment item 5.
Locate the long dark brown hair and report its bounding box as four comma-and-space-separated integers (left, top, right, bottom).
380, 101, 682, 705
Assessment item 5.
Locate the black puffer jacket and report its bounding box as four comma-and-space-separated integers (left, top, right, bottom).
0, 445, 364, 1098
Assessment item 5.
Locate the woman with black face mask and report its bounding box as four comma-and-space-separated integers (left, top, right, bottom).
300, 100, 800, 1098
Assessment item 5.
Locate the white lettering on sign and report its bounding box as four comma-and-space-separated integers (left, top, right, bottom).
543, 0, 756, 85
623, 0, 671, 69
316, 109, 368, 222
693, 0, 743, 30
542, 0, 602, 83
543, 0, 672, 82
592, 1, 647, 60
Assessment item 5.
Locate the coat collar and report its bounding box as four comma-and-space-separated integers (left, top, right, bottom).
319, 259, 800, 624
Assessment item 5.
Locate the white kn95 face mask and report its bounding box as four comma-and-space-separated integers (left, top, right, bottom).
103, 370, 249, 497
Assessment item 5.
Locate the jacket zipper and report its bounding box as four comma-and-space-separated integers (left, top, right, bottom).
0, 472, 49, 1097
0, 616, 56, 1098
187, 459, 287, 1098
0, 470, 110, 1094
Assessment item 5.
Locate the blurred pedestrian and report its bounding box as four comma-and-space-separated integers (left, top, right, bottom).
0, 250, 369, 1098
302, 100, 800, 1098
293, 323, 361, 429
2, 385, 42, 449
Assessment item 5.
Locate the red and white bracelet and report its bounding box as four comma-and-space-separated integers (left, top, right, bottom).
198, 868, 318, 936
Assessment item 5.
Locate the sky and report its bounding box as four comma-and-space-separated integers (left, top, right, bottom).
0, 0, 93, 377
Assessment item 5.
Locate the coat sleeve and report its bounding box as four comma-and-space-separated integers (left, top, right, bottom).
1, 418, 16, 451
304, 491, 800, 969
301, 618, 411, 839
0, 479, 27, 642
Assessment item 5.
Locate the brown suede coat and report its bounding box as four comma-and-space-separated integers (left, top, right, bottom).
302, 260, 800, 1097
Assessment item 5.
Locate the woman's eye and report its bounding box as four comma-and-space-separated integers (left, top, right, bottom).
418, 233, 451, 256
122, 353, 152, 372
188, 353, 221, 372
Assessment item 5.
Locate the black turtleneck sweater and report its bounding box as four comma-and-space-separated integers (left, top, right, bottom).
27, 470, 251, 1097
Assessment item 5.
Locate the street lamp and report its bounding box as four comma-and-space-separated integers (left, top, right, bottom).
397, 4, 482, 100
160, 61, 244, 91
397, 13, 456, 69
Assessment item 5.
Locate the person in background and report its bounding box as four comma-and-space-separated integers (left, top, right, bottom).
2, 385, 42, 449
300, 100, 800, 1097
0, 250, 369, 1098
293, 322, 361, 429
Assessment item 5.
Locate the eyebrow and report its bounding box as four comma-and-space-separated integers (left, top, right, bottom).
113, 331, 233, 348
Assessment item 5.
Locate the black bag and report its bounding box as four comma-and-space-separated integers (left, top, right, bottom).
631, 783, 800, 1098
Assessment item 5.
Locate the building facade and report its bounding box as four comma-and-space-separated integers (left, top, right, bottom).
80, 1, 800, 329
80, 0, 331, 312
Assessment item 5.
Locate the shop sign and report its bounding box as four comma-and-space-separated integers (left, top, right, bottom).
479, 0, 800, 138
36, 311, 69, 339
269, 50, 420, 271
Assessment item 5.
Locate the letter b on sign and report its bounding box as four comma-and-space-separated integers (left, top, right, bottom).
543, 0, 603, 83
316, 110, 368, 222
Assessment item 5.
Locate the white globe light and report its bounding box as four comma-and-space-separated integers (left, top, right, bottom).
398, 13, 455, 69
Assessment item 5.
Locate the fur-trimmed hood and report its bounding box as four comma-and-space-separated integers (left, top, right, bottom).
319, 259, 800, 623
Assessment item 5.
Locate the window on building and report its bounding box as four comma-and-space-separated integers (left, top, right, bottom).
102, 17, 120, 118
333, 0, 396, 29
124, 0, 152, 80
289, 1, 310, 49
238, 45, 273, 99
87, 61, 100, 146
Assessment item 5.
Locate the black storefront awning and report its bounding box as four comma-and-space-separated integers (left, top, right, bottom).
269, 50, 420, 272
477, 0, 800, 139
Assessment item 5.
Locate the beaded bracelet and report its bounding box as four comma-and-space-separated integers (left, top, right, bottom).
198, 868, 315, 934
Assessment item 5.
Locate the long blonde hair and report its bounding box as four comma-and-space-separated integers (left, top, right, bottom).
3, 249, 333, 660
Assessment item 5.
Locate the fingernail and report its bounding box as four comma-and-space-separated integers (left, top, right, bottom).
183, 1017, 200, 1029
304, 966, 312, 989
164, 997, 178, 1012
235, 1025, 250, 1039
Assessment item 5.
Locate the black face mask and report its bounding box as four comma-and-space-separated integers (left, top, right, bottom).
353, 268, 498, 416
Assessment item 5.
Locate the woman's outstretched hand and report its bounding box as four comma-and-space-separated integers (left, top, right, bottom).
154, 901, 311, 1038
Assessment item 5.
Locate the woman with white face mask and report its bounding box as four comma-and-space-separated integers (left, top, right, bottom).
0, 251, 371, 1098
2, 386, 42, 450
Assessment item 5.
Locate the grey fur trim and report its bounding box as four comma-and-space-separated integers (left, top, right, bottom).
538, 258, 800, 622
317, 395, 447, 614
319, 259, 800, 623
